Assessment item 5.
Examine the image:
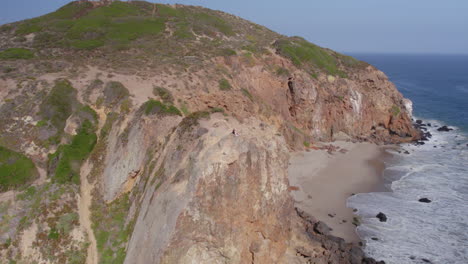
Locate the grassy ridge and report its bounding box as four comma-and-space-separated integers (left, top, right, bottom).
5, 1, 364, 76
15, 1, 235, 51
275, 37, 366, 76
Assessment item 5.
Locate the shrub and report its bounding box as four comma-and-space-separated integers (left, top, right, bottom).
120, 98, 132, 114
180, 101, 190, 116
0, 146, 38, 191
36, 120, 48, 127
193, 12, 234, 36
103, 81, 129, 106
179, 111, 210, 133
218, 78, 231, 91
0, 48, 34, 60
142, 99, 181, 116
57, 212, 79, 234
39, 79, 78, 131
48, 227, 60, 240
221, 48, 236, 56
241, 88, 253, 101
152, 86, 173, 103
211, 107, 224, 113
275, 67, 290, 76
391, 105, 401, 116
48, 120, 97, 184
174, 22, 194, 39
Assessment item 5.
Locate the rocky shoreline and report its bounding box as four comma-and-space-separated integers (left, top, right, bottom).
296, 208, 385, 264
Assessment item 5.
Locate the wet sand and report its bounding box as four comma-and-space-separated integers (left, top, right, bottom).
288, 141, 386, 243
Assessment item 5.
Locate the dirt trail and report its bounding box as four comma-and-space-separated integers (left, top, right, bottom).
34, 167, 48, 186
78, 160, 98, 264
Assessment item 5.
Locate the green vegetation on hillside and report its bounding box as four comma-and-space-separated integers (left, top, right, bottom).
275, 67, 290, 77
218, 78, 231, 91
274, 37, 366, 77
103, 81, 130, 106
391, 105, 401, 117
0, 146, 38, 191
153, 86, 174, 103
92, 194, 134, 264
39, 79, 78, 133
48, 120, 97, 184
241, 88, 253, 101
18, 1, 166, 50
275, 37, 346, 76
141, 99, 182, 116
192, 12, 234, 36
3, 1, 365, 77
178, 111, 210, 134
13, 1, 237, 52
0, 48, 34, 60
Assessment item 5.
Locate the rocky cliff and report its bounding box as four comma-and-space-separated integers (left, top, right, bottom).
0, 1, 418, 263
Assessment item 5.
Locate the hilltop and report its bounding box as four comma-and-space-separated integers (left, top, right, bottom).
0, 1, 417, 263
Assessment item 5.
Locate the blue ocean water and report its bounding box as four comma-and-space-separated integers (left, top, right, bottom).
347, 54, 468, 264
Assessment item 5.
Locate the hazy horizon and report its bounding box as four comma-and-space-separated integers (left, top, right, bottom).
1, 0, 467, 55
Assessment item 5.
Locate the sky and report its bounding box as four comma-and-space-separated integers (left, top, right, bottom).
1, 0, 467, 54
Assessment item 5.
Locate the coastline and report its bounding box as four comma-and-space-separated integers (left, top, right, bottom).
288, 141, 388, 243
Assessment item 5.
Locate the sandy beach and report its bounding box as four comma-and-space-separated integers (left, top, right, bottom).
288, 141, 387, 243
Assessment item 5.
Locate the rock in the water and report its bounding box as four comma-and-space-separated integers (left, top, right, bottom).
376, 212, 387, 222
362, 257, 386, 264
404, 151, 410, 154
416, 120, 423, 124
419, 198, 432, 203
313, 221, 331, 235
437, 125, 453, 132
371, 237, 379, 241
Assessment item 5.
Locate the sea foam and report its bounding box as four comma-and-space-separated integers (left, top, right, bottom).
348, 119, 468, 264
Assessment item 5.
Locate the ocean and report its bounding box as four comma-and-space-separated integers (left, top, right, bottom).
347, 54, 468, 264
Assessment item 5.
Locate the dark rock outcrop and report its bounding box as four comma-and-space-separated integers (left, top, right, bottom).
419, 198, 432, 203
376, 212, 387, 222
437, 125, 453, 132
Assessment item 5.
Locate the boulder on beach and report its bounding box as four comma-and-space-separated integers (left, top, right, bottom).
313, 221, 331, 235
376, 212, 387, 222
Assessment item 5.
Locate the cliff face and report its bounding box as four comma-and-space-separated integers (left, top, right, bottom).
0, 1, 417, 263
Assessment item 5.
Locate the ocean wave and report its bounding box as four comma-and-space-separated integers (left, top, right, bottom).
348, 119, 468, 264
